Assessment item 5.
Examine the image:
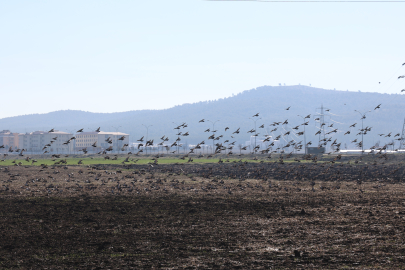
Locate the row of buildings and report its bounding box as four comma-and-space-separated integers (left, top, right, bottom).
0, 130, 129, 154
0, 129, 325, 155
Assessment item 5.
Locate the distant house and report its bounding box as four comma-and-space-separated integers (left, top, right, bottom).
0, 130, 20, 150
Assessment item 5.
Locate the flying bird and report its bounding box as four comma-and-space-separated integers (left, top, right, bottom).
285, 106, 290, 110
252, 113, 259, 117
374, 104, 381, 110
77, 128, 84, 133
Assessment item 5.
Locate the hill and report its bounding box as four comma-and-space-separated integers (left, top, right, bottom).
1, 85, 404, 150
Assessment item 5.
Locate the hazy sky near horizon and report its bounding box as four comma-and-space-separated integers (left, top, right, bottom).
1, 0, 404, 119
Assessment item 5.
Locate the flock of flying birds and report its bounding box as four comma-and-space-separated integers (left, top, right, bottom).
1, 104, 404, 163
1, 64, 404, 162
134, 66, 405, 158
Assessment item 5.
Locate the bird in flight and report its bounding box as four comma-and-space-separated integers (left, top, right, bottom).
285, 106, 290, 110
95, 127, 101, 132
252, 113, 259, 117
199, 119, 205, 123
374, 104, 381, 110
77, 128, 84, 133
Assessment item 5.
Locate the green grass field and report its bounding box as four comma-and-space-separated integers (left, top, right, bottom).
0, 153, 342, 167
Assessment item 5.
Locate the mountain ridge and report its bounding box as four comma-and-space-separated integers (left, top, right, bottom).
1, 85, 404, 149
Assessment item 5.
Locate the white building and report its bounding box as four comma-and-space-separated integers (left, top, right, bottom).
19, 131, 73, 153
75, 131, 129, 152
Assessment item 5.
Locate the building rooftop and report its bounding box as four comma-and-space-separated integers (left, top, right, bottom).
25, 131, 72, 135
77, 131, 129, 136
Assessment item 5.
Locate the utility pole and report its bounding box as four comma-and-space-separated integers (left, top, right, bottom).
172, 122, 182, 154
249, 117, 261, 154
315, 104, 330, 150
355, 110, 371, 154
207, 120, 219, 154
142, 124, 152, 155
297, 115, 307, 155
400, 118, 405, 150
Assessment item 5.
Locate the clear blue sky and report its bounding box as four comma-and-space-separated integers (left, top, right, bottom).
1, 0, 404, 118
